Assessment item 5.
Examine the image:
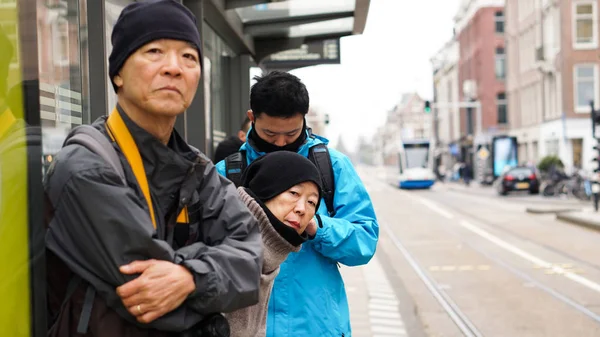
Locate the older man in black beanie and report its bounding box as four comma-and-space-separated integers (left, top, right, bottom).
44, 1, 262, 336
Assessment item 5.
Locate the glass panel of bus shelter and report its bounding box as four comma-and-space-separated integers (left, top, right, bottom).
38, 0, 90, 177
1, 0, 45, 335
203, 23, 236, 152
105, 0, 134, 114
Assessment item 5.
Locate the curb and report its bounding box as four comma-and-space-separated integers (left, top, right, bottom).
525, 207, 580, 214
447, 186, 490, 195
556, 212, 600, 232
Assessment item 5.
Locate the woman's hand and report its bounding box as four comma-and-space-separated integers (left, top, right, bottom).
305, 218, 318, 237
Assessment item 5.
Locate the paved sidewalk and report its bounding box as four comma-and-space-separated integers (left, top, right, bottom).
556, 207, 600, 232
341, 254, 408, 337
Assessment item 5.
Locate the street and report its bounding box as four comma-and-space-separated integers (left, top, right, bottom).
342, 165, 600, 337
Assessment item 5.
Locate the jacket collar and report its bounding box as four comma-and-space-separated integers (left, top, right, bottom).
114, 105, 196, 197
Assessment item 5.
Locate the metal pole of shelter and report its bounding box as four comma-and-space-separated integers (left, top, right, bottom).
591, 100, 599, 211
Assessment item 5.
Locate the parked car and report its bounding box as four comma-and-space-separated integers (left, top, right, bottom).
496, 166, 539, 195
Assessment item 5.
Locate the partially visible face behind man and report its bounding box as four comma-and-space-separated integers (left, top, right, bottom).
248, 110, 304, 147
264, 181, 319, 234
237, 120, 251, 142
113, 39, 201, 118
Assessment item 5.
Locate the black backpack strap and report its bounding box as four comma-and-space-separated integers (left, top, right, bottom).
47, 275, 95, 335
77, 285, 96, 334
47, 274, 81, 331
65, 125, 127, 186
308, 144, 336, 217
225, 150, 247, 187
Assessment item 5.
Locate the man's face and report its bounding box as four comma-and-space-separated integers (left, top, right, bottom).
113, 39, 201, 117
248, 110, 304, 146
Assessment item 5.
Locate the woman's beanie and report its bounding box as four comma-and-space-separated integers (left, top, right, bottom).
241, 151, 323, 208
108, 0, 202, 92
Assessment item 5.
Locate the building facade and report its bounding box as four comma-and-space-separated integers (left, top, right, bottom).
305, 107, 328, 137
454, 0, 507, 166
506, 0, 600, 171
432, 39, 461, 169
394, 93, 431, 141
375, 93, 432, 167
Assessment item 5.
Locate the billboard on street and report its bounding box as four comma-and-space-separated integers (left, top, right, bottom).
492, 136, 518, 177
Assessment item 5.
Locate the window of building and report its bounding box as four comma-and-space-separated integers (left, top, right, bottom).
572, 138, 583, 168
546, 139, 559, 156
495, 47, 506, 80
466, 107, 474, 135
574, 64, 599, 112
495, 11, 504, 33
497, 92, 507, 124
573, 2, 597, 49
52, 19, 70, 67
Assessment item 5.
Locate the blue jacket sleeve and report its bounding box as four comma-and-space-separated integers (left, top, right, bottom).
309, 151, 379, 266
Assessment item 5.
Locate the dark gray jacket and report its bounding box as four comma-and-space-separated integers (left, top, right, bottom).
44, 108, 263, 334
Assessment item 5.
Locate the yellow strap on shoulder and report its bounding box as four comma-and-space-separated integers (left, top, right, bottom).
106, 108, 158, 228
106, 107, 188, 229
177, 208, 189, 223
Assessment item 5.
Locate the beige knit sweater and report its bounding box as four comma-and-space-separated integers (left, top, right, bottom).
225, 187, 301, 337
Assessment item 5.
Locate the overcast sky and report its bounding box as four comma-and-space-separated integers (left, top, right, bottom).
289, 0, 461, 151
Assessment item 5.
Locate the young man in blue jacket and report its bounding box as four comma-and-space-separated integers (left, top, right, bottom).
216, 71, 379, 336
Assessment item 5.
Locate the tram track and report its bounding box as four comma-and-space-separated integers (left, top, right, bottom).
382, 223, 484, 337
427, 188, 600, 275
379, 188, 600, 336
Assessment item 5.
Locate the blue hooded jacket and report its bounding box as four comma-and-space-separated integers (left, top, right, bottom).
215, 131, 379, 336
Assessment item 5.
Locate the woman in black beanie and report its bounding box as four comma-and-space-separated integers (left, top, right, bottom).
225, 151, 322, 337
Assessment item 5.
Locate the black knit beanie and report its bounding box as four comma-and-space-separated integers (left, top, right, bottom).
108, 0, 202, 92
241, 152, 323, 208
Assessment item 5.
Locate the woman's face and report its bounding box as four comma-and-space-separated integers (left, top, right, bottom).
264, 181, 320, 234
